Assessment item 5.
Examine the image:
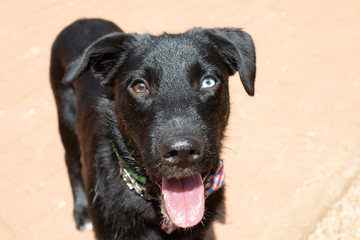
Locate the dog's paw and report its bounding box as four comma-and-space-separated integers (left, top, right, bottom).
74, 206, 93, 231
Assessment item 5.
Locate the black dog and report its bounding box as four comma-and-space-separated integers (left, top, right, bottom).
50, 18, 255, 239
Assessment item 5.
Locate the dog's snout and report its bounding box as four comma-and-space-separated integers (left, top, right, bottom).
160, 136, 204, 168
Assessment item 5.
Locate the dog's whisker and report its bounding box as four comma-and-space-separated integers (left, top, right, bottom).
221, 147, 238, 156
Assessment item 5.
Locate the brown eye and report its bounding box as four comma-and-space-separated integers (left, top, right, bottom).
132, 82, 149, 93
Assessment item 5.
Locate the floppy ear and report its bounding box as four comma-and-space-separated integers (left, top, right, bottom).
62, 32, 135, 86
206, 28, 256, 96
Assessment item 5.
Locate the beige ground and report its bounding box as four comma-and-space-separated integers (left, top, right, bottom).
308, 173, 360, 240
1, 0, 360, 239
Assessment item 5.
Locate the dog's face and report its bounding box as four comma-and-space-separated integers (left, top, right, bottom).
113, 33, 232, 178
63, 27, 255, 228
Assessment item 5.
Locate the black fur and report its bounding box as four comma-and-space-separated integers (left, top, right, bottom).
50, 18, 255, 239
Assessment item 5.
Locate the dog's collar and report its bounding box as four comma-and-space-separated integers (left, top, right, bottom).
112, 141, 225, 234
112, 142, 150, 199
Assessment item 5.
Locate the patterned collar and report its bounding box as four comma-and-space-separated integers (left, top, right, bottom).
112, 142, 150, 199
112, 142, 225, 234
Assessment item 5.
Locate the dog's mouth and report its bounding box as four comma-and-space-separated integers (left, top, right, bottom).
144, 169, 216, 230
117, 154, 224, 233
125, 150, 224, 230
115, 142, 212, 229
161, 173, 204, 228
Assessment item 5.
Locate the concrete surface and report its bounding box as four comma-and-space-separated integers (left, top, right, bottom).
308, 173, 360, 240
0, 0, 360, 239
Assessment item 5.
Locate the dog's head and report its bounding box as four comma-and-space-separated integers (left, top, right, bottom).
63, 27, 255, 228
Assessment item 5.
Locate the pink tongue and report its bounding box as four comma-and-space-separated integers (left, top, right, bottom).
162, 174, 204, 228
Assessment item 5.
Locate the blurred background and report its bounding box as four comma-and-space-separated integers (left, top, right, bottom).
0, 0, 359, 239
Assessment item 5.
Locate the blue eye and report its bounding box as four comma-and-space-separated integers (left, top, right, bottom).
201, 77, 216, 89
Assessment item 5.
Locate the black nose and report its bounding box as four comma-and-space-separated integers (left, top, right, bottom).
159, 136, 204, 168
